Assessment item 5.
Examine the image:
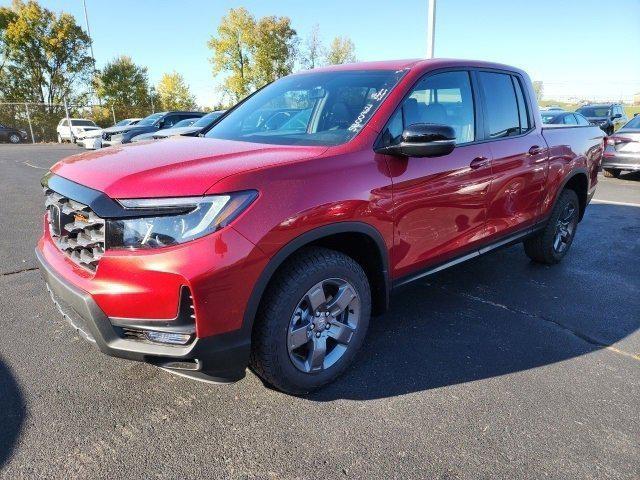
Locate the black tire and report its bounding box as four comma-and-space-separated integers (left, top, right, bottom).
8, 133, 21, 144
603, 168, 621, 178
524, 189, 580, 265
250, 247, 371, 395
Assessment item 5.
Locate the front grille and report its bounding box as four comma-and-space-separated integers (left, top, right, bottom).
44, 189, 106, 271
102, 132, 111, 141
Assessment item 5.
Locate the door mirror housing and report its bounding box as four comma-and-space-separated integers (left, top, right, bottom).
375, 123, 456, 158
612, 113, 622, 119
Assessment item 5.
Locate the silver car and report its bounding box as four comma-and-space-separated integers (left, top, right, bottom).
602, 115, 640, 178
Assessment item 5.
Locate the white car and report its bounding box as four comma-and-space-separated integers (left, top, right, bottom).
56, 118, 100, 143
76, 118, 142, 149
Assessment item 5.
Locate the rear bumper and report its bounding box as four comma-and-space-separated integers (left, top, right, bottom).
36, 247, 250, 382
602, 153, 640, 172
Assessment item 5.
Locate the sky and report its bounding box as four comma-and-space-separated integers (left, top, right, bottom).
4, 0, 640, 105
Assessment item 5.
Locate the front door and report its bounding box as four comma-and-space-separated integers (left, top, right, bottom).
379, 70, 493, 279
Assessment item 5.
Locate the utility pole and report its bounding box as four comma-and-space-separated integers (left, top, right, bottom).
82, 0, 101, 106
427, 0, 436, 59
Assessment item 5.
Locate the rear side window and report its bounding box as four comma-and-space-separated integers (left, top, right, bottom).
512, 77, 531, 132
575, 114, 590, 126
479, 71, 522, 138
563, 114, 578, 125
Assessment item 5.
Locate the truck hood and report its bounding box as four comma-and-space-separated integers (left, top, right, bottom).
51, 136, 328, 198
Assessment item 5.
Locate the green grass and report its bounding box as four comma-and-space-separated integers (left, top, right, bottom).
540, 100, 640, 118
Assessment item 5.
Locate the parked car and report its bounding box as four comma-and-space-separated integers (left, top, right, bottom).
76, 118, 142, 149
575, 103, 628, 135
0, 123, 28, 143
37, 59, 604, 394
101, 111, 204, 146
540, 111, 591, 126
56, 118, 100, 143
540, 105, 564, 111
601, 114, 640, 177
131, 111, 225, 142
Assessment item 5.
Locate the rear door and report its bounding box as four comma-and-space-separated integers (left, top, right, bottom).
381, 70, 494, 278
478, 70, 548, 238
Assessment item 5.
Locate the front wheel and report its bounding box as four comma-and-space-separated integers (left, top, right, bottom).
8, 133, 21, 144
250, 247, 371, 394
524, 189, 580, 265
603, 168, 621, 178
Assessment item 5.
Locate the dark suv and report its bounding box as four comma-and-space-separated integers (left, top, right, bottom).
0, 123, 28, 143
101, 111, 204, 146
576, 103, 627, 135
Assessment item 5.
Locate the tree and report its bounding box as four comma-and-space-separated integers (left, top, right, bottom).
94, 56, 150, 107
252, 15, 297, 86
300, 24, 324, 70
208, 7, 257, 102
0, 0, 94, 103
326, 36, 356, 65
533, 81, 544, 102
156, 72, 197, 110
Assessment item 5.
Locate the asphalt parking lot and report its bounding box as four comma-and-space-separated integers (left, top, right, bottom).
0, 144, 638, 479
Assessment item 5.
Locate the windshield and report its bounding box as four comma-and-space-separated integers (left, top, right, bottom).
173, 118, 198, 128
71, 120, 96, 127
137, 113, 164, 126
115, 119, 135, 126
577, 107, 609, 118
205, 70, 407, 146
193, 111, 224, 128
623, 116, 640, 129
541, 113, 560, 124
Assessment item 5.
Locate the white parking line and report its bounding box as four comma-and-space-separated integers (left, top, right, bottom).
591, 199, 640, 207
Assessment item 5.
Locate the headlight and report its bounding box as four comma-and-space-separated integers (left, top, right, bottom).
110, 134, 124, 143
106, 192, 257, 249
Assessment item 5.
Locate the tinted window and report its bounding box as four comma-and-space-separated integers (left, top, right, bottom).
562, 114, 578, 125
70, 120, 96, 127
575, 114, 590, 126
137, 113, 164, 126
577, 106, 609, 118
512, 77, 531, 132
400, 70, 475, 143
622, 115, 640, 129
478, 72, 520, 138
206, 70, 407, 146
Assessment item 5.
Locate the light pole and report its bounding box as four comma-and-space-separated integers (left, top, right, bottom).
427, 0, 436, 59
82, 0, 101, 105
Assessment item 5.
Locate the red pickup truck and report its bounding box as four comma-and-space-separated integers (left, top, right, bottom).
37, 59, 604, 394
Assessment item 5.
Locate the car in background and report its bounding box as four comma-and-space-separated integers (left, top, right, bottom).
540, 105, 564, 112
76, 118, 142, 150
56, 118, 101, 143
540, 111, 591, 126
101, 111, 205, 146
131, 111, 226, 142
575, 103, 627, 135
0, 123, 28, 143
602, 115, 640, 178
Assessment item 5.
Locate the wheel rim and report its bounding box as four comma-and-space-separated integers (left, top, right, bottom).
9, 134, 20, 143
287, 278, 360, 373
553, 202, 577, 254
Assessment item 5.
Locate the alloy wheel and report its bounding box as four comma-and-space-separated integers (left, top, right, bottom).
553, 202, 577, 254
287, 278, 360, 373
9, 133, 20, 144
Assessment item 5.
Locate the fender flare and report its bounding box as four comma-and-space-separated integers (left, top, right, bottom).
547, 167, 589, 222
240, 222, 391, 338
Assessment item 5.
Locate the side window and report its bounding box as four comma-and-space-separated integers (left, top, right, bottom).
162, 115, 179, 128
60, 119, 67, 127
512, 76, 531, 133
397, 70, 475, 144
562, 114, 578, 125
576, 114, 590, 126
478, 71, 521, 138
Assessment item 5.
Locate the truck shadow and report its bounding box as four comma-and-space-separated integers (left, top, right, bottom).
309, 204, 639, 402
0, 357, 25, 468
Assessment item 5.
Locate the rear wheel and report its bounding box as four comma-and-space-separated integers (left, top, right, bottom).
250, 247, 371, 394
524, 189, 580, 265
603, 168, 621, 178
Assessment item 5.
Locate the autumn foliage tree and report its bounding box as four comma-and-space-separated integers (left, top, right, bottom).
208, 8, 297, 101
326, 36, 356, 65
156, 72, 197, 110
0, 0, 94, 103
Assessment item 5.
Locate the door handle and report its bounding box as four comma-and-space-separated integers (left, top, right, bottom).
469, 156, 490, 169
528, 145, 543, 155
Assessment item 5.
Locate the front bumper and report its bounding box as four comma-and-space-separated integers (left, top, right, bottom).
36, 247, 250, 382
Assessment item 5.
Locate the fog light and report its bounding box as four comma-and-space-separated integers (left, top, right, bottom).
145, 330, 192, 345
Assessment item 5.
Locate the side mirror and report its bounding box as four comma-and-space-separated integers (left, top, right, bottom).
612, 113, 622, 119
375, 123, 456, 158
